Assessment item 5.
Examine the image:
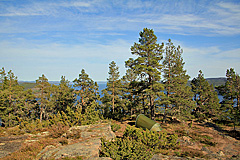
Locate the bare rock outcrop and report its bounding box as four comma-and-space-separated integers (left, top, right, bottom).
37, 123, 115, 160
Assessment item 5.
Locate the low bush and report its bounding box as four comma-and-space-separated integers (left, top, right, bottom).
48, 122, 69, 138
100, 126, 179, 159
111, 123, 121, 132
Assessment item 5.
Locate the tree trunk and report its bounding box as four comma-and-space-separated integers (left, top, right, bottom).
112, 81, 115, 114
40, 106, 43, 123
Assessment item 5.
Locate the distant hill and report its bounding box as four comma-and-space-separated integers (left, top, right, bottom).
19, 82, 37, 90
187, 77, 226, 87
19, 78, 226, 91
205, 77, 227, 87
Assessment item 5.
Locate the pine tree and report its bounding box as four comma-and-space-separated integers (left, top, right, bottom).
101, 61, 123, 119
0, 69, 34, 126
0, 67, 6, 90
217, 68, 240, 130
54, 76, 75, 113
73, 69, 99, 114
36, 74, 51, 122
191, 70, 220, 121
121, 69, 137, 117
125, 28, 164, 119
162, 39, 194, 120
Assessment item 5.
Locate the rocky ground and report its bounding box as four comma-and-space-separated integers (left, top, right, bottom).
0, 121, 239, 160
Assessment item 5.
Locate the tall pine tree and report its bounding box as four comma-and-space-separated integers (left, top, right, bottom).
121, 68, 139, 118
36, 74, 51, 122
73, 69, 99, 114
191, 70, 220, 121
101, 61, 123, 119
54, 76, 75, 113
163, 39, 194, 120
217, 68, 240, 130
125, 28, 165, 119
0, 68, 35, 126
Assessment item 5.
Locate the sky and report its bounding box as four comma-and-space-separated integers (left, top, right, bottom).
0, 0, 240, 81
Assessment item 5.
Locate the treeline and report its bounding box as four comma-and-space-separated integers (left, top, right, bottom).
0, 28, 239, 129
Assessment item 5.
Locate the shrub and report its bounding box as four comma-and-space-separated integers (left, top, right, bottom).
6, 126, 25, 135
100, 137, 152, 159
100, 126, 179, 159
19, 119, 49, 134
48, 122, 69, 138
111, 123, 121, 132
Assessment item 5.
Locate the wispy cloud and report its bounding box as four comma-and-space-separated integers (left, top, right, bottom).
0, 0, 240, 36
0, 0, 240, 80
183, 45, 240, 78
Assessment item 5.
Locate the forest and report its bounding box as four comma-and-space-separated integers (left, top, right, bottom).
0, 28, 239, 131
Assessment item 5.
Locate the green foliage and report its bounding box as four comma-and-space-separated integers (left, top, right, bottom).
162, 39, 194, 120
191, 70, 221, 121
53, 76, 75, 114
125, 28, 165, 119
35, 74, 52, 122
100, 126, 179, 160
101, 61, 124, 119
19, 82, 37, 90
81, 104, 102, 125
121, 69, 139, 117
73, 69, 100, 115
100, 137, 152, 160
2, 29, 239, 132
111, 122, 121, 132
19, 119, 49, 134
217, 68, 240, 130
0, 67, 36, 127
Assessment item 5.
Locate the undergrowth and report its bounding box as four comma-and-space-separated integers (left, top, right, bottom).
100, 125, 179, 160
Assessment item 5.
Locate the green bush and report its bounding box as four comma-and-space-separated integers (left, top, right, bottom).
111, 123, 121, 132
100, 126, 179, 160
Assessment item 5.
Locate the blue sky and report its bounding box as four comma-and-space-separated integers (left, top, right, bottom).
0, 0, 240, 81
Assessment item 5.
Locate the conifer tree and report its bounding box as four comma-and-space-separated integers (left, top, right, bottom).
191, 70, 220, 120
0, 69, 34, 126
0, 67, 6, 90
121, 68, 139, 117
73, 69, 99, 114
217, 68, 240, 130
162, 39, 194, 120
125, 28, 164, 119
54, 76, 75, 113
36, 74, 51, 122
101, 61, 123, 119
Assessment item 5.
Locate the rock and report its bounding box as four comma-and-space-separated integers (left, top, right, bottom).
182, 136, 192, 144
37, 123, 115, 160
0, 135, 28, 158
217, 150, 225, 157
151, 153, 195, 160
38, 138, 101, 160
201, 147, 212, 154
0, 150, 11, 159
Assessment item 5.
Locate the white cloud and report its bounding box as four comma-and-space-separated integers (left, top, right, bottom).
182, 45, 240, 79
0, 1, 240, 36
214, 48, 240, 59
